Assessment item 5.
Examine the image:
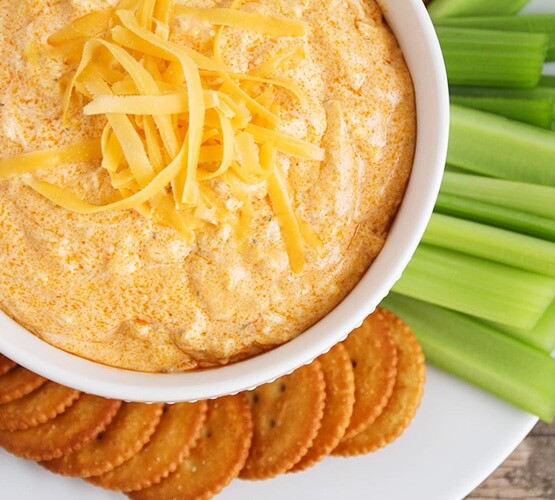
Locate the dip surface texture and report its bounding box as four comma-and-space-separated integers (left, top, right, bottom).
0, 0, 415, 372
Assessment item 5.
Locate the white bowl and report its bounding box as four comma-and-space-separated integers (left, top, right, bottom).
0, 0, 449, 402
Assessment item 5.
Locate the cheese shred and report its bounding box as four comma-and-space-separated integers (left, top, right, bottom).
0, 139, 102, 180
173, 7, 307, 37
0, 0, 325, 272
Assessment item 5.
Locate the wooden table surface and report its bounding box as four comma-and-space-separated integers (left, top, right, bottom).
467, 421, 555, 499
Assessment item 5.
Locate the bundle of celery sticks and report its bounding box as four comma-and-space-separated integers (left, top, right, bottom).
382, 0, 555, 422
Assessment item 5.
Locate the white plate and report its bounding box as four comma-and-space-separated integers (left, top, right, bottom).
1, 0, 552, 498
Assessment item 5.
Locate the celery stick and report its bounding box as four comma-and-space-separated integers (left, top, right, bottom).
448, 104, 555, 186
450, 85, 555, 101
381, 293, 555, 423
428, 0, 530, 22
436, 28, 547, 89
444, 165, 473, 175
435, 193, 555, 242
486, 298, 555, 353
437, 15, 555, 61
540, 75, 555, 87
450, 86, 555, 128
449, 95, 553, 129
422, 213, 555, 277
392, 244, 555, 330
441, 171, 555, 219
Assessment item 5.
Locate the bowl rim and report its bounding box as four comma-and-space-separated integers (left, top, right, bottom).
0, 0, 449, 402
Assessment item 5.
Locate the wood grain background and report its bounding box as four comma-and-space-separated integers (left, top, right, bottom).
467, 421, 555, 499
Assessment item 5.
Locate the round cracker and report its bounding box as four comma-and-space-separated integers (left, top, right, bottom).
131, 395, 252, 500
0, 381, 80, 431
0, 394, 121, 461
0, 354, 16, 377
339, 310, 398, 441
0, 366, 47, 404
290, 344, 355, 472
240, 360, 326, 480
333, 308, 426, 456
43, 402, 164, 478
89, 401, 207, 492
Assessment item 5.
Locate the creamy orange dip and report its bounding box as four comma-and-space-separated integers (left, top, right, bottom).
0, 0, 415, 372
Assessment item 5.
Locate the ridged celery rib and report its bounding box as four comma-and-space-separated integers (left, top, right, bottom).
436, 28, 547, 89
448, 104, 555, 186
428, 0, 531, 22
392, 244, 555, 330
382, 293, 555, 423
450, 86, 555, 125
437, 15, 555, 60
440, 172, 555, 219
435, 193, 555, 242
486, 298, 555, 353
451, 84, 555, 100
450, 95, 553, 129
422, 213, 555, 277
540, 75, 555, 87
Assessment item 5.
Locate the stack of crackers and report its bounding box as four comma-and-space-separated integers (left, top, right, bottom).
0, 308, 425, 499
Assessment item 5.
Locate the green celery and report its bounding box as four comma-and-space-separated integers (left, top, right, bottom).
450, 85, 555, 130
381, 293, 555, 423
441, 171, 555, 219
435, 192, 555, 242
448, 104, 555, 186
451, 86, 555, 130
539, 76, 555, 125
392, 244, 555, 330
450, 84, 555, 100
486, 298, 555, 353
436, 28, 547, 89
540, 75, 555, 87
437, 15, 555, 60
428, 0, 530, 22
444, 165, 473, 175
422, 213, 555, 277
451, 84, 555, 130
450, 95, 553, 129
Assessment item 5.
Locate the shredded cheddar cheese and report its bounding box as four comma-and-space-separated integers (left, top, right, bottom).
0, 0, 325, 272
173, 6, 308, 37
0, 140, 102, 179
84, 91, 220, 116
